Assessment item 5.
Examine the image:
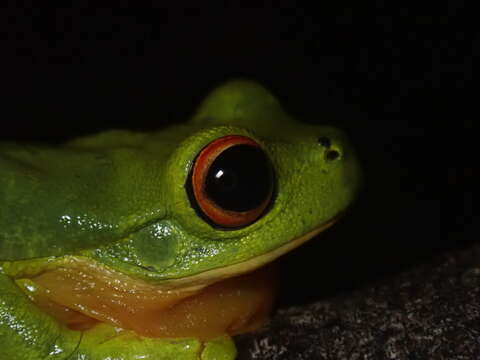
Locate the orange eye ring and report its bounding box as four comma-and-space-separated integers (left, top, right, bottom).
187, 135, 274, 229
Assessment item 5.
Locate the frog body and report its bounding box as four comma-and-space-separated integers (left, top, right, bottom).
0, 81, 360, 359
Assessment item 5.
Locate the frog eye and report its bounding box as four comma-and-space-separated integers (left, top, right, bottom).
187, 135, 274, 229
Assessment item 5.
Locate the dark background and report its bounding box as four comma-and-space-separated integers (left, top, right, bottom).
2, 5, 466, 306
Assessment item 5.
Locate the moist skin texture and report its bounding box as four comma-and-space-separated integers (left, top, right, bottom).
17, 260, 277, 340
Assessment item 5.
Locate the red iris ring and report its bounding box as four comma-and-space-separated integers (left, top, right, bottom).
189, 135, 273, 228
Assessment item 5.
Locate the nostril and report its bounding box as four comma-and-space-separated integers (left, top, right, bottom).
317, 136, 331, 148
325, 149, 340, 161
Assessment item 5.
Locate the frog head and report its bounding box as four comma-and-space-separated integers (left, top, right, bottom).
84, 80, 361, 287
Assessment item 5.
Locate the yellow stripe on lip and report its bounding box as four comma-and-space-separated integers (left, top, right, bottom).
164, 213, 342, 291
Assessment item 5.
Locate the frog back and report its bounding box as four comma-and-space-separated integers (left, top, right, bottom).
0, 134, 169, 261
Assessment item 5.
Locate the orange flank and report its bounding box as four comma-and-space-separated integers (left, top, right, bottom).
22, 261, 277, 340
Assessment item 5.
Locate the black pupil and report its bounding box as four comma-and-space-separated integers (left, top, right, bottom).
205, 144, 273, 212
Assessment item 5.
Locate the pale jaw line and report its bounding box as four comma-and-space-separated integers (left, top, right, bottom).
166, 216, 339, 292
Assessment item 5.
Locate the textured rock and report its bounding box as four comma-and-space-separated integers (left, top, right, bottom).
236, 244, 480, 359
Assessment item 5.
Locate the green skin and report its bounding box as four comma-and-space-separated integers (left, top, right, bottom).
0, 81, 361, 359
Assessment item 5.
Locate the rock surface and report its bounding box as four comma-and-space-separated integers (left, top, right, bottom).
236, 244, 480, 359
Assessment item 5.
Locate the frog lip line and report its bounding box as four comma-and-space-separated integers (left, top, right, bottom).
164, 213, 342, 291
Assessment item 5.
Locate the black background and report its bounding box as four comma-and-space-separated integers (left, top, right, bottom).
2, 5, 466, 306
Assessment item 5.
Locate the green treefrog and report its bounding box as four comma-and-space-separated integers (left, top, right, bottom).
0, 80, 361, 360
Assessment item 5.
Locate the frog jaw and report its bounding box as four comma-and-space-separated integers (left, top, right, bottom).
163, 213, 341, 291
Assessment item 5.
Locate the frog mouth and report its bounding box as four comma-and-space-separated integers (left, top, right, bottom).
161, 214, 340, 291
16, 217, 338, 340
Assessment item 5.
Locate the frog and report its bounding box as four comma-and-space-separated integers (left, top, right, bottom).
0, 80, 361, 360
